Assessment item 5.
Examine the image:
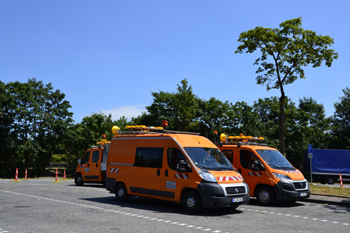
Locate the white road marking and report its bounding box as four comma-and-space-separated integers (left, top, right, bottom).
0, 189, 223, 232
237, 206, 349, 227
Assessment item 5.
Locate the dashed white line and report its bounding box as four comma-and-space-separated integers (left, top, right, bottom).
237, 207, 349, 227
0, 189, 224, 232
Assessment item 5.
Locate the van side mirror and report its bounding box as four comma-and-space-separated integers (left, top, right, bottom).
177, 160, 191, 172
78, 158, 81, 165
252, 160, 264, 171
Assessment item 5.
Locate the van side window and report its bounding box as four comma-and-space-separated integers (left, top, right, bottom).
222, 150, 233, 164
92, 151, 99, 163
240, 150, 258, 169
135, 147, 163, 168
167, 148, 186, 170
81, 151, 90, 164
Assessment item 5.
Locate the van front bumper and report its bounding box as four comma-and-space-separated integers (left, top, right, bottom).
273, 180, 310, 201
196, 181, 250, 208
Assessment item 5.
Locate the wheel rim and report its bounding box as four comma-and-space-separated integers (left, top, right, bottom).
76, 176, 82, 183
186, 197, 196, 208
259, 190, 270, 203
118, 188, 125, 198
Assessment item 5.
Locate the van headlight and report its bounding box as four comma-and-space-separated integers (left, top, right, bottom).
198, 170, 217, 182
273, 173, 291, 180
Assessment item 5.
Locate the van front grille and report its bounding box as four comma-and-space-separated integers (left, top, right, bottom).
226, 186, 246, 195
294, 182, 307, 190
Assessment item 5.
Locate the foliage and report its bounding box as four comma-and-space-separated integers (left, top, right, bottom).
235, 17, 338, 157
0, 78, 73, 177
332, 88, 350, 149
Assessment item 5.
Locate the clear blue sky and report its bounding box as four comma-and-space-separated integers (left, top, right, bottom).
1, 0, 349, 123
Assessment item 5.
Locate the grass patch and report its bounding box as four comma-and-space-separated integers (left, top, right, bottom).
310, 184, 350, 198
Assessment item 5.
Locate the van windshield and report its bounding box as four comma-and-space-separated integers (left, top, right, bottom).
256, 150, 295, 170
184, 147, 236, 171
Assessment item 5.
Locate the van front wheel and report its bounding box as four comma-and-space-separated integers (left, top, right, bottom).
182, 191, 203, 214
256, 186, 275, 205
75, 174, 84, 186
115, 184, 129, 202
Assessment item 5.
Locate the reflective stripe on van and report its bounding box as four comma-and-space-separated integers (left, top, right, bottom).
217, 176, 242, 181
248, 171, 261, 177
110, 168, 119, 173
174, 173, 188, 179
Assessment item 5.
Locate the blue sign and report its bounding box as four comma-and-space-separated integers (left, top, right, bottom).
308, 144, 313, 158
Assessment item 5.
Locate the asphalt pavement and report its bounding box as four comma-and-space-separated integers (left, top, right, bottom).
299, 193, 350, 208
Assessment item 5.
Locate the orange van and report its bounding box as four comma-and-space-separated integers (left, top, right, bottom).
217, 134, 310, 205
105, 126, 250, 214
75, 136, 110, 186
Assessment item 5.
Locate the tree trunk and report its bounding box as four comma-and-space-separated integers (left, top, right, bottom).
279, 95, 286, 157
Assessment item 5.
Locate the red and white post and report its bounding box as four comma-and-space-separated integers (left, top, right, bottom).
25, 169, 27, 180
63, 169, 66, 180
55, 169, 58, 182
15, 168, 18, 181
339, 174, 343, 188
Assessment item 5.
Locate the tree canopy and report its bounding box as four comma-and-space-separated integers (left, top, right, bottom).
235, 17, 338, 157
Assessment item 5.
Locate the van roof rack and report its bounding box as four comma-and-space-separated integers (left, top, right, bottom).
116, 125, 200, 136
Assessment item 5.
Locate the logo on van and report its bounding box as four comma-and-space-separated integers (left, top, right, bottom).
285, 171, 301, 174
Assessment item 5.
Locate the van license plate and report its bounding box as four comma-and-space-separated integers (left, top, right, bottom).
232, 197, 243, 203
300, 193, 307, 197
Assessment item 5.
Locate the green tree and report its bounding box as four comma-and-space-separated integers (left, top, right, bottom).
172, 79, 198, 131
134, 79, 198, 131
332, 88, 350, 149
3, 78, 73, 176
285, 97, 331, 167
196, 97, 230, 141
235, 17, 338, 157
63, 112, 117, 174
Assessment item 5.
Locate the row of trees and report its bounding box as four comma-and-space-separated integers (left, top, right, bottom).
0, 78, 349, 177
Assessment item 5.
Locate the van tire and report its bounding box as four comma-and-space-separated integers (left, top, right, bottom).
256, 186, 275, 205
75, 174, 84, 186
182, 191, 203, 214
115, 183, 129, 202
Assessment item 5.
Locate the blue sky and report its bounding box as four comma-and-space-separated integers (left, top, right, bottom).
1, 0, 349, 123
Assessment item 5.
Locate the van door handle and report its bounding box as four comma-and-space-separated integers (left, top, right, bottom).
165, 169, 168, 177
96, 163, 98, 167
157, 169, 160, 176
87, 163, 89, 168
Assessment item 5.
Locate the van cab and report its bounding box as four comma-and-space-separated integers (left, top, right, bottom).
217, 134, 310, 205
105, 125, 250, 214
75, 137, 110, 186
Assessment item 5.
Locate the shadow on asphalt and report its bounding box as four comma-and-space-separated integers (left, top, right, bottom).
80, 195, 243, 216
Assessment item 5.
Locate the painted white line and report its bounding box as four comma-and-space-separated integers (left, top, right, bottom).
236, 206, 349, 227
0, 189, 222, 232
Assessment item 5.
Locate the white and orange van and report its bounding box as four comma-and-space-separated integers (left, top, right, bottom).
75, 136, 110, 186
105, 126, 250, 214
217, 134, 310, 205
